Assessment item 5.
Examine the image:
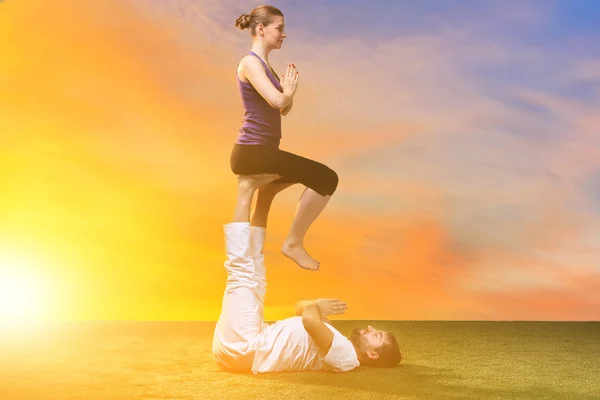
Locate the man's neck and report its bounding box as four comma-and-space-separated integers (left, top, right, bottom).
351, 343, 363, 364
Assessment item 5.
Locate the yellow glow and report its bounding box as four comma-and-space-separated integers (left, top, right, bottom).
0, 254, 53, 328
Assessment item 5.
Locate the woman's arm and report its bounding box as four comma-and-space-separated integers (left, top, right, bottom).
281, 99, 294, 116
243, 56, 293, 109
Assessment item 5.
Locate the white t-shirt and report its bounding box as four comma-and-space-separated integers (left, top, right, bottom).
251, 316, 360, 374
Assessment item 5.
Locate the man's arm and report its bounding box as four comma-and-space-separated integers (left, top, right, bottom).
294, 300, 313, 316
302, 303, 335, 356
295, 300, 332, 323
299, 299, 348, 356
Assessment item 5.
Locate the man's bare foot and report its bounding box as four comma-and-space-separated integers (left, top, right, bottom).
238, 174, 281, 191
281, 241, 320, 271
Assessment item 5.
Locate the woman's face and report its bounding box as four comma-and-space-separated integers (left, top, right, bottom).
258, 15, 286, 49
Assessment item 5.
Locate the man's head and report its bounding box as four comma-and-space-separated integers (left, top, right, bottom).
350, 325, 401, 367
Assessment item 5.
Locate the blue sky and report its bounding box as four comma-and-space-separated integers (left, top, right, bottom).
274, 0, 600, 44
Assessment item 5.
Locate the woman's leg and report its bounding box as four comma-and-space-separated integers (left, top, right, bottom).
251, 182, 296, 229
281, 188, 331, 271
233, 174, 281, 223
231, 144, 339, 271
250, 180, 334, 271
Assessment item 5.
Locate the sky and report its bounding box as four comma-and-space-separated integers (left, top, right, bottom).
1, 0, 600, 321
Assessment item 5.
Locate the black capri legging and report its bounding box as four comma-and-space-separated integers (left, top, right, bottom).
230, 143, 339, 196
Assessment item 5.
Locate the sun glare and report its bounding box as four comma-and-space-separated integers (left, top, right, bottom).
0, 253, 54, 329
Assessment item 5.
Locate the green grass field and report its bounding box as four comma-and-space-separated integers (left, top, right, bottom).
1, 321, 598, 400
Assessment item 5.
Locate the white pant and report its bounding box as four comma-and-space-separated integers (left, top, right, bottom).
212, 222, 268, 371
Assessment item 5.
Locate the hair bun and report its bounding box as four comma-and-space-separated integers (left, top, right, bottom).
235, 14, 251, 30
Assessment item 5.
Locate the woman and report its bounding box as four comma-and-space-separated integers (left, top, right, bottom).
231, 5, 339, 272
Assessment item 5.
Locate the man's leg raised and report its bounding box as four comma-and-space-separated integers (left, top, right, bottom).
212, 222, 263, 371
250, 226, 267, 316
212, 174, 281, 371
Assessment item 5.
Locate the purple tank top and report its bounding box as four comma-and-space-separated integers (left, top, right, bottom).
235, 51, 283, 148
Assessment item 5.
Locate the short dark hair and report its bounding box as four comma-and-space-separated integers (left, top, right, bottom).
364, 332, 402, 368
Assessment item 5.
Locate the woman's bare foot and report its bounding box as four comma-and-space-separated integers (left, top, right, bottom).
281, 241, 320, 271
238, 174, 281, 191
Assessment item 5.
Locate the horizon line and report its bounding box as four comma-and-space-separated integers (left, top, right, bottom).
28, 319, 600, 323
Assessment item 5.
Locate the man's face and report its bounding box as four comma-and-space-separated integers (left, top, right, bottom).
350, 325, 387, 352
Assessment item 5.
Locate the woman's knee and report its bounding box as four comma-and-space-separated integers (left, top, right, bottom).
322, 167, 339, 196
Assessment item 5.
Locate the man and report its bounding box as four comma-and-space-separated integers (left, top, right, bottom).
212, 219, 402, 374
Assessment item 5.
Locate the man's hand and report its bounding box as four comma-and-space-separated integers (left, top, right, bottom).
314, 298, 348, 319
295, 299, 348, 319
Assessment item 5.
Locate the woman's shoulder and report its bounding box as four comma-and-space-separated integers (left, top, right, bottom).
239, 52, 263, 67
239, 53, 267, 76
238, 53, 265, 84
